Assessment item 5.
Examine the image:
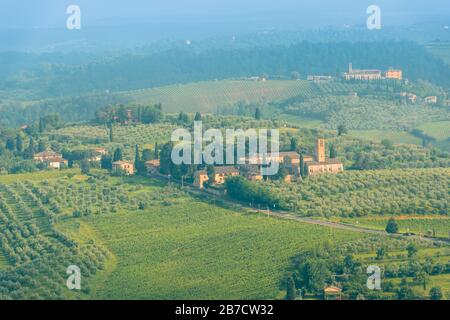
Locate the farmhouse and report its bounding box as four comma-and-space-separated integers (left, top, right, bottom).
424, 96, 438, 104
46, 157, 68, 169
193, 166, 239, 189
34, 151, 68, 169
112, 161, 135, 175
304, 139, 344, 176
324, 286, 343, 300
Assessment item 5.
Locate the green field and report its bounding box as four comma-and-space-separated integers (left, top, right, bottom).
81, 193, 363, 299
427, 44, 450, 66
348, 130, 422, 145
334, 216, 450, 238
0, 170, 364, 299
121, 80, 317, 113
417, 121, 450, 141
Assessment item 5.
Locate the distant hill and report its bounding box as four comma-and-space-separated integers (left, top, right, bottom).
2, 40, 450, 102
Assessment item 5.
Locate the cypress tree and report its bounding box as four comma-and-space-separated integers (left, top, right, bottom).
286, 276, 297, 300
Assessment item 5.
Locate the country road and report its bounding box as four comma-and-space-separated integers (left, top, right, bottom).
151, 173, 449, 245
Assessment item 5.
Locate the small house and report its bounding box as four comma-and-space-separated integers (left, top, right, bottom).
324, 286, 343, 300
112, 161, 135, 175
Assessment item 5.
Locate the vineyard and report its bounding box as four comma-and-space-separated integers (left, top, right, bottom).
120, 80, 319, 113
261, 168, 449, 217
85, 191, 364, 299
0, 171, 368, 299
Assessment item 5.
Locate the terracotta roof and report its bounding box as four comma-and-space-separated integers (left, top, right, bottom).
34, 151, 61, 157
145, 160, 160, 166
306, 158, 343, 166
112, 161, 133, 166
215, 166, 239, 175
279, 152, 300, 159
324, 286, 342, 294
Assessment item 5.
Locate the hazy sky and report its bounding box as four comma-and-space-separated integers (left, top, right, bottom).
1, 0, 449, 29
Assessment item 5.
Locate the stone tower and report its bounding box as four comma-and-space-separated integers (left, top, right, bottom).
315, 138, 326, 163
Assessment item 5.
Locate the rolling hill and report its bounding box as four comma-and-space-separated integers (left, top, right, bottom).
122, 79, 317, 113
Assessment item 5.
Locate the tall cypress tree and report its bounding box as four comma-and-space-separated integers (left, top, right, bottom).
286, 276, 297, 300
15, 134, 23, 152
26, 137, 35, 158
109, 123, 114, 142
113, 148, 123, 162
134, 144, 143, 174
154, 142, 159, 159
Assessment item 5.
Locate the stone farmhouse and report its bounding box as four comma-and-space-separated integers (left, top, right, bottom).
33, 151, 68, 169
193, 166, 240, 189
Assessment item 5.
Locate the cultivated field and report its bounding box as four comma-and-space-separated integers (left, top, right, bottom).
120, 80, 318, 113
348, 130, 422, 145
81, 178, 364, 299
0, 170, 365, 299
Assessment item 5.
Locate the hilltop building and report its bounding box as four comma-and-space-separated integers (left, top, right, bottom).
191, 139, 342, 189
343, 63, 382, 80
112, 161, 135, 175
385, 68, 403, 80
303, 139, 344, 176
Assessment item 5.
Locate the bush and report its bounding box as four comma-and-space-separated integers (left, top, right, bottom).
385, 218, 399, 234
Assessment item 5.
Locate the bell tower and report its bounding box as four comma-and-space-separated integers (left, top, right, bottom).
315, 138, 326, 163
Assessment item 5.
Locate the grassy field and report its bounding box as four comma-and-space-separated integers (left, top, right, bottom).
121, 80, 317, 113
417, 121, 450, 141
348, 130, 422, 145
331, 216, 450, 238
